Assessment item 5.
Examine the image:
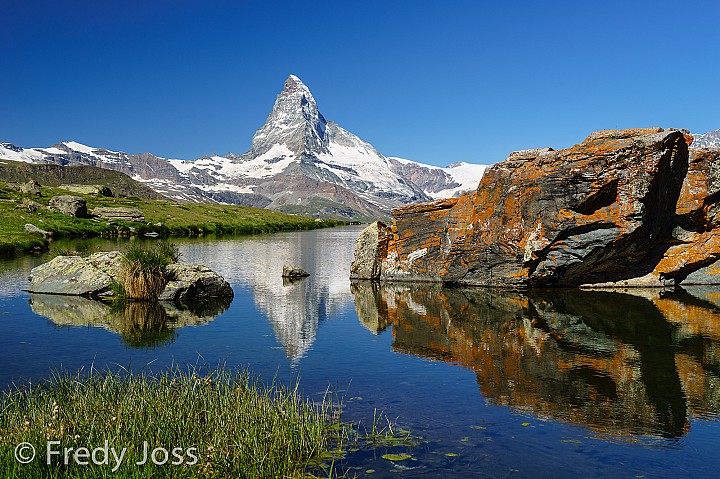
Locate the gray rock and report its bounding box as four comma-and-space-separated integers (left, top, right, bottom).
21, 197, 45, 212
60, 185, 113, 197
24, 223, 49, 237
92, 206, 145, 222
350, 221, 390, 280
158, 263, 234, 301
28, 251, 123, 296
282, 264, 310, 278
20, 180, 42, 196
679, 259, 720, 285
48, 195, 87, 217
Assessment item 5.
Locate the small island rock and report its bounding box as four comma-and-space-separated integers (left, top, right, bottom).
158, 263, 235, 301
28, 251, 233, 301
282, 265, 310, 278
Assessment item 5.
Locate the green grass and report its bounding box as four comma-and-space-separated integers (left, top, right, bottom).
0, 366, 361, 478
119, 243, 180, 300
0, 183, 348, 257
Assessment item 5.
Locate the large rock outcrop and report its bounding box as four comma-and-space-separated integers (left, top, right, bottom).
352, 128, 720, 287
48, 195, 88, 217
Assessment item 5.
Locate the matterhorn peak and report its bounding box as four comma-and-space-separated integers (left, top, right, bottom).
283, 74, 308, 93
249, 75, 328, 157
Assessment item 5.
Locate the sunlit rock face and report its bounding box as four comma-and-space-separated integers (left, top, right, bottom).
352, 128, 720, 286
351, 283, 720, 438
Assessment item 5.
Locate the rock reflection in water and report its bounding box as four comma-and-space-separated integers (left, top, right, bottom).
351, 282, 720, 438
29, 294, 232, 348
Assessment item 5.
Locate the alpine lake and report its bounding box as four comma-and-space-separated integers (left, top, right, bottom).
1, 225, 719, 478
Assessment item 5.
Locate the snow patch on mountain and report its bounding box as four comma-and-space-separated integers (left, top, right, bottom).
692, 129, 720, 149
390, 157, 488, 199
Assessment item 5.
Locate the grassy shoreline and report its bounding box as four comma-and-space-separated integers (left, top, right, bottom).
0, 183, 349, 257
0, 366, 414, 478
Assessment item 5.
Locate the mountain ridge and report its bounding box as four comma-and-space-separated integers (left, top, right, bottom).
0, 75, 487, 218
692, 129, 720, 149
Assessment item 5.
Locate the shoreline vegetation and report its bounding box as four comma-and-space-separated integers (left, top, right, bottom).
0, 366, 417, 478
0, 182, 350, 257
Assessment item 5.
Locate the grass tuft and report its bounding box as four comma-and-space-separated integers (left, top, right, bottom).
119, 242, 179, 300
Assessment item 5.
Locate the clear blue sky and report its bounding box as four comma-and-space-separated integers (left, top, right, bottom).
2, 0, 718, 166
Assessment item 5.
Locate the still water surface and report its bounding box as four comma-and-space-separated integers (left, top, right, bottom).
1, 225, 720, 478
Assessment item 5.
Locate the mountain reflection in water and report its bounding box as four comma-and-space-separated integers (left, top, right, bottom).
351, 282, 720, 439
178, 229, 356, 362
29, 294, 232, 348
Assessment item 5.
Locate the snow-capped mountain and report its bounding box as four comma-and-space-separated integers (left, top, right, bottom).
169, 75, 434, 218
692, 129, 720, 149
0, 75, 489, 219
389, 157, 487, 199
0, 141, 205, 202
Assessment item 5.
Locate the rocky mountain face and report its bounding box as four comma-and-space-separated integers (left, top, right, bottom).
0, 159, 164, 199
0, 75, 488, 220
690, 129, 720, 149
352, 127, 720, 287
388, 158, 487, 199
0, 141, 205, 202
169, 75, 434, 219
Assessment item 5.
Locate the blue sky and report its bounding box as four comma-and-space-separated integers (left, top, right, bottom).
2, 0, 718, 166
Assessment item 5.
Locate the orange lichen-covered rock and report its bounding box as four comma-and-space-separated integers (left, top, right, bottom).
353, 127, 695, 286
658, 147, 720, 284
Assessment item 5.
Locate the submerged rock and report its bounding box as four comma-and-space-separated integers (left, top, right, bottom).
281, 265, 310, 278
351, 127, 720, 286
